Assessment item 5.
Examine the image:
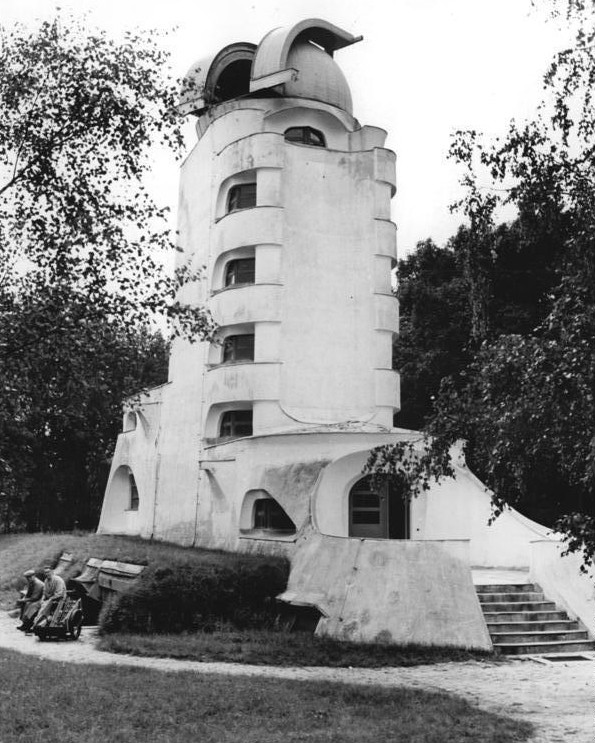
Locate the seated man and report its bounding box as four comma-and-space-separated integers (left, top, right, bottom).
17, 569, 44, 632
33, 566, 67, 628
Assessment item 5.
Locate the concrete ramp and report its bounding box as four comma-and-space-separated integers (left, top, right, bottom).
278, 533, 492, 650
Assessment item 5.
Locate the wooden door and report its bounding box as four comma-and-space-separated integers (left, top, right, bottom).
349, 476, 409, 539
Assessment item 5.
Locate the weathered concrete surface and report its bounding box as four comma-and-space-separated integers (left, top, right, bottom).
279, 532, 492, 650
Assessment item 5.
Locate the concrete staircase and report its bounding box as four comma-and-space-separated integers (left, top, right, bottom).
475, 581, 594, 655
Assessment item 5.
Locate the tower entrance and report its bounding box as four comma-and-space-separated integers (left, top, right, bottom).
349, 476, 409, 539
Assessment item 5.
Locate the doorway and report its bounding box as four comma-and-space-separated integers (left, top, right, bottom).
348, 475, 409, 539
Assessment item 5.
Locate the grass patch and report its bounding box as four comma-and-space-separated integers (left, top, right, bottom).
0, 648, 532, 742
0, 531, 205, 608
98, 628, 495, 668
0, 532, 288, 618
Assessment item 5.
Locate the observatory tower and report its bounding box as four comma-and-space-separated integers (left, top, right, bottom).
98, 20, 571, 650
100, 19, 404, 547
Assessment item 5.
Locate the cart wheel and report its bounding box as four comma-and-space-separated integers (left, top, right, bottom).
69, 611, 83, 640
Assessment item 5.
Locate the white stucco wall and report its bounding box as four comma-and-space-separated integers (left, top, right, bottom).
98, 387, 167, 538
175, 97, 399, 439
313, 441, 551, 569
530, 539, 595, 636
116, 93, 400, 547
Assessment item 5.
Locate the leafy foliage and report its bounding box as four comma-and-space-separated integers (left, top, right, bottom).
0, 15, 216, 338
0, 16, 215, 531
394, 218, 563, 431
373, 1, 595, 566
393, 240, 470, 429
0, 294, 168, 531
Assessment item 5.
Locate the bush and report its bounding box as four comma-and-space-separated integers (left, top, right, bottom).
99, 555, 289, 634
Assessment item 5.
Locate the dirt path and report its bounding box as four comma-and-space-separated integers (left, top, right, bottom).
1, 611, 593, 742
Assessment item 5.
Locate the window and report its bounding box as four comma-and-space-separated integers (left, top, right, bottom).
225, 258, 255, 287
253, 498, 295, 532
222, 334, 254, 363
350, 480, 381, 525
227, 183, 256, 213
129, 473, 139, 511
284, 126, 326, 148
219, 409, 253, 439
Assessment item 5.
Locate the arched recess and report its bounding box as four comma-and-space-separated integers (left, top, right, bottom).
216, 169, 257, 219
264, 106, 351, 150
240, 489, 296, 537
206, 43, 256, 104
314, 449, 415, 538
204, 401, 253, 442
212, 246, 256, 294
106, 465, 140, 513
178, 42, 256, 114
208, 323, 255, 366
123, 411, 137, 432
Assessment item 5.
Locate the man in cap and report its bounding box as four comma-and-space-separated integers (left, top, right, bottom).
17, 570, 44, 632
32, 566, 67, 629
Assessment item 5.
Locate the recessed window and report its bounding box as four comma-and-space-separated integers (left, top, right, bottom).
129, 473, 139, 511
222, 334, 254, 363
227, 183, 256, 213
351, 481, 381, 525
225, 258, 255, 287
220, 410, 253, 439
284, 126, 326, 148
254, 498, 296, 532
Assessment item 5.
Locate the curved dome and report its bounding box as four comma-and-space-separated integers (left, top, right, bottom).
284, 40, 352, 114
178, 20, 360, 116
178, 43, 256, 115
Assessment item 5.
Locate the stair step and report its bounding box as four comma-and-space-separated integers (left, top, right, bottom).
480, 601, 556, 612
477, 581, 593, 656
475, 583, 535, 593
486, 620, 579, 632
478, 591, 544, 603
483, 610, 569, 623
495, 639, 595, 656
491, 629, 588, 644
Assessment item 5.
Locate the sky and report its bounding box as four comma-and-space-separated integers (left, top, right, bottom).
1, 0, 574, 256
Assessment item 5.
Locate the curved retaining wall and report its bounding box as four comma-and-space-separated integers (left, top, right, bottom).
279, 531, 492, 650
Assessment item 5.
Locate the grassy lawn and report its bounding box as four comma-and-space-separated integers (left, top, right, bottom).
0, 531, 283, 609
0, 649, 532, 743
99, 629, 494, 668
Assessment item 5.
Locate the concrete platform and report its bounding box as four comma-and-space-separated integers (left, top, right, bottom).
471, 568, 530, 585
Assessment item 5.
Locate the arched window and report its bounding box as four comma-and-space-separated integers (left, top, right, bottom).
227, 182, 256, 213
253, 498, 296, 533
123, 412, 137, 433
129, 472, 139, 511
222, 334, 254, 363
225, 257, 255, 287
220, 409, 253, 439
284, 126, 326, 147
